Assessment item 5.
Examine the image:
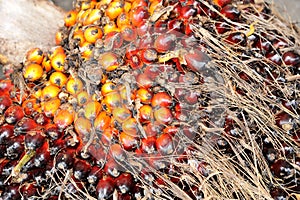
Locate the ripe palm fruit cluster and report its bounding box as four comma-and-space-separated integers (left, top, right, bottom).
1, 0, 300, 199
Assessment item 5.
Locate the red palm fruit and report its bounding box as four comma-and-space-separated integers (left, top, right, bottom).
141, 136, 156, 153
104, 31, 124, 49
94, 111, 111, 132
104, 158, 122, 177
88, 143, 107, 167
87, 166, 104, 185
121, 25, 138, 42
156, 133, 174, 155
117, 193, 132, 200
113, 107, 131, 123
144, 64, 162, 79
220, 5, 240, 21
131, 0, 148, 9
34, 141, 50, 167
137, 35, 154, 48
6, 135, 25, 160
0, 79, 13, 93
130, 6, 149, 27
275, 112, 293, 131
0, 144, 6, 158
14, 117, 38, 135
55, 148, 75, 170
139, 105, 153, 123
270, 159, 294, 180
184, 90, 199, 105
54, 109, 74, 130
136, 73, 154, 89
282, 51, 300, 66
154, 33, 177, 53
119, 131, 139, 151
136, 88, 152, 104
45, 123, 61, 140
75, 117, 92, 142
154, 20, 168, 33
116, 172, 134, 194
96, 176, 116, 199
122, 118, 139, 136
4, 105, 24, 124
101, 127, 119, 146
84, 101, 102, 122
109, 143, 127, 162
151, 92, 173, 107
0, 124, 14, 144
43, 98, 61, 117
128, 54, 144, 70
213, 0, 231, 7
0, 94, 12, 114
99, 52, 120, 72
266, 51, 282, 65
184, 49, 211, 73
272, 37, 289, 49
73, 159, 91, 181
180, 5, 197, 19
49, 137, 66, 155
182, 125, 197, 140
2, 184, 21, 200
144, 122, 163, 137
163, 126, 178, 136
34, 113, 51, 125
225, 32, 247, 47
147, 153, 167, 170
20, 183, 38, 198
215, 21, 231, 34
168, 19, 184, 35
25, 129, 46, 150
140, 48, 158, 64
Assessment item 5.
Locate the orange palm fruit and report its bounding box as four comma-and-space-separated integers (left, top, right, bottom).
25, 48, 44, 65
49, 72, 68, 88
112, 107, 131, 123
54, 109, 75, 130
84, 101, 102, 121
41, 84, 61, 100
23, 63, 44, 82
94, 111, 111, 132
64, 10, 78, 27
66, 78, 84, 95
43, 98, 61, 117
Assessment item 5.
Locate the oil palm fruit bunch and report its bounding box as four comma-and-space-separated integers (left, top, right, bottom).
1, 0, 300, 199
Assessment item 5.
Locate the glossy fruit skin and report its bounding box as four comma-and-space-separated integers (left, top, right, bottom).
94, 111, 111, 132
154, 33, 177, 53
6, 135, 25, 160
73, 159, 91, 181
51, 52, 66, 72
141, 136, 156, 153
119, 131, 139, 151
282, 51, 300, 66
66, 78, 84, 95
106, 1, 124, 20
23, 63, 44, 81
25, 129, 46, 150
109, 143, 127, 162
4, 105, 25, 124
130, 6, 149, 27
225, 32, 247, 47
25, 47, 44, 65
96, 176, 115, 200
45, 123, 61, 140
64, 10, 77, 27
156, 133, 174, 155
184, 49, 211, 73
55, 149, 75, 170
121, 25, 138, 42
0, 124, 14, 144
220, 5, 240, 21
54, 109, 74, 130
115, 172, 134, 194
43, 98, 61, 117
0, 94, 12, 114
49, 71, 68, 88
74, 117, 92, 142
34, 141, 50, 167
84, 26, 103, 43
151, 92, 173, 107
99, 52, 120, 72
14, 117, 38, 134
